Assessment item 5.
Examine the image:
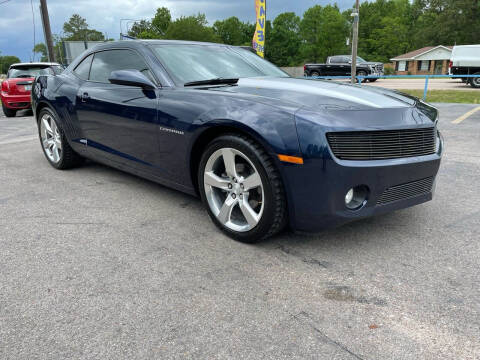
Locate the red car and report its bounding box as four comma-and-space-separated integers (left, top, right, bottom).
1, 62, 63, 117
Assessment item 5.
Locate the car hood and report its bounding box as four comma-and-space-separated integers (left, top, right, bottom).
215, 77, 416, 111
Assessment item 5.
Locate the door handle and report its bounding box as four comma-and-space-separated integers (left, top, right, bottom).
81, 92, 90, 102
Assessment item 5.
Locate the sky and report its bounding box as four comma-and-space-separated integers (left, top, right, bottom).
0, 0, 355, 62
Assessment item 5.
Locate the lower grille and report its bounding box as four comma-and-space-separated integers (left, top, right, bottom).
377, 177, 434, 205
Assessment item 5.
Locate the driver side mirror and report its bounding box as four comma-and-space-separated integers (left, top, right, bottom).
108, 69, 156, 90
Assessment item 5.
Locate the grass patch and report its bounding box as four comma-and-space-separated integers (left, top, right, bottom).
398, 89, 480, 104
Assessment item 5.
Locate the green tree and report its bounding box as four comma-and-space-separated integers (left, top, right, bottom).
355, 0, 414, 61
165, 14, 220, 42
411, 0, 480, 47
300, 5, 349, 63
63, 14, 105, 41
268, 12, 301, 66
214, 17, 251, 45
33, 43, 48, 62
0, 55, 21, 74
151, 7, 172, 37
128, 20, 152, 38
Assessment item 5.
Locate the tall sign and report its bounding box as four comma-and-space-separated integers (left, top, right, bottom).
252, 0, 266, 58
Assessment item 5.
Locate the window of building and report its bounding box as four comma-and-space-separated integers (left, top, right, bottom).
398, 60, 407, 71
419, 60, 430, 71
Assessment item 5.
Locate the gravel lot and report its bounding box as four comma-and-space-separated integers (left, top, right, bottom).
1, 104, 479, 359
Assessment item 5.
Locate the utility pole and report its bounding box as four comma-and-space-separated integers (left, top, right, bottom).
39, 0, 56, 62
350, 0, 360, 84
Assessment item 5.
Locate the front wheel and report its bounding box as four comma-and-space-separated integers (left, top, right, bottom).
198, 134, 287, 243
470, 73, 480, 88
357, 70, 368, 82
2, 104, 16, 118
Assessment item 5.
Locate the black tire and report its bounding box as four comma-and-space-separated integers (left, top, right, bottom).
311, 71, 320, 77
37, 107, 84, 170
198, 134, 287, 243
368, 78, 378, 82
469, 73, 480, 88
357, 70, 368, 82
2, 104, 16, 118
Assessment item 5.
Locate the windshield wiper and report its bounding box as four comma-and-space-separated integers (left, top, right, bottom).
184, 78, 239, 87
17, 74, 34, 78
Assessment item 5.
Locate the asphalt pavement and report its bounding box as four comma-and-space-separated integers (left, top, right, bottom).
0, 104, 479, 359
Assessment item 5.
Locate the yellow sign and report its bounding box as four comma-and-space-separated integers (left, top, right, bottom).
252, 0, 266, 57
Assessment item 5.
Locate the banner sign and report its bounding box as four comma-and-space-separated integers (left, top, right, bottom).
252, 0, 266, 57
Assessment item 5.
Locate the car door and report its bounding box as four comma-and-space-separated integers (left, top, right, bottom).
75, 49, 160, 171
338, 56, 350, 76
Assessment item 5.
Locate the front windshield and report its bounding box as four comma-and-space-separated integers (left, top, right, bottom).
151, 45, 289, 85
8, 66, 53, 78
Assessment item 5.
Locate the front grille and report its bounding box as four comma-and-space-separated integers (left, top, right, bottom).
375, 64, 384, 72
326, 128, 436, 160
377, 177, 434, 205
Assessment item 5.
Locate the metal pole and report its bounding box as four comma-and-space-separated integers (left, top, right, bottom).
39, 0, 56, 62
350, 0, 360, 84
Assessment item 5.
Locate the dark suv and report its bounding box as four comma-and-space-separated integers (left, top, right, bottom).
304, 55, 384, 82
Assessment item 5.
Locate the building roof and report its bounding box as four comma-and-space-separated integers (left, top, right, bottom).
391, 46, 453, 61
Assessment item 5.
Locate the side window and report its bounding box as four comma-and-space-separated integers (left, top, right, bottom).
73, 54, 93, 80
89, 49, 154, 84
329, 56, 341, 63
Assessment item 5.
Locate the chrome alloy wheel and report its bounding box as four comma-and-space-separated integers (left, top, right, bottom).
473, 77, 480, 86
40, 113, 62, 163
204, 148, 265, 232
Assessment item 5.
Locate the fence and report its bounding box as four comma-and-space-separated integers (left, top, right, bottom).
303, 74, 480, 101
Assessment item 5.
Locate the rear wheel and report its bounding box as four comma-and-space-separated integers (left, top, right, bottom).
38, 108, 84, 169
311, 71, 320, 77
198, 134, 287, 243
470, 73, 480, 88
2, 104, 16, 118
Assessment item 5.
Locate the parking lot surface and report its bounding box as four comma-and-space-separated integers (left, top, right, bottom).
353, 78, 477, 91
1, 104, 479, 359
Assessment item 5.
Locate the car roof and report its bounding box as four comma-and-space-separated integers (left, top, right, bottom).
88, 39, 231, 52
9, 62, 61, 68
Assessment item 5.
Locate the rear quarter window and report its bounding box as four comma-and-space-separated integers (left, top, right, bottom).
73, 54, 94, 80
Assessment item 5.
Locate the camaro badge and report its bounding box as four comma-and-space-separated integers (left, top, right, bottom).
159, 126, 184, 135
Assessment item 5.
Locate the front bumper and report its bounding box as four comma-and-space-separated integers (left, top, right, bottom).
0, 93, 31, 109
283, 152, 442, 232
282, 107, 443, 232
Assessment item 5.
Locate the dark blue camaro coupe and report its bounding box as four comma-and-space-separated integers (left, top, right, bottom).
32, 40, 443, 242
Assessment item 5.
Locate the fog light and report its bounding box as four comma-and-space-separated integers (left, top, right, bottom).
345, 188, 354, 204
345, 185, 369, 210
